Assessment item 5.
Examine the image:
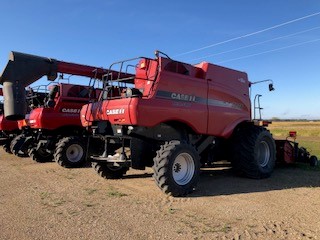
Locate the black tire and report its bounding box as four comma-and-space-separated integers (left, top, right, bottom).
231, 125, 276, 179
298, 147, 309, 162
309, 155, 318, 167
10, 134, 28, 157
91, 162, 128, 179
29, 147, 53, 163
152, 141, 200, 197
3, 141, 12, 154
54, 137, 86, 168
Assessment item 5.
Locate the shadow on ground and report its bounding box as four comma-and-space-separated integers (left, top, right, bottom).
190, 165, 320, 197
123, 172, 153, 179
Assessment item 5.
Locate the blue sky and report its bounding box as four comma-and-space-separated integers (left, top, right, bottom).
0, 1, 320, 119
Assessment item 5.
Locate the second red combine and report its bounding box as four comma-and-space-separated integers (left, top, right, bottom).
0, 52, 106, 167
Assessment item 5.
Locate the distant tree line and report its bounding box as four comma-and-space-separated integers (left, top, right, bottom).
270, 117, 320, 122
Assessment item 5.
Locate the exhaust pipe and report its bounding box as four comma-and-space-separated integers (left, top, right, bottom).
0, 51, 58, 120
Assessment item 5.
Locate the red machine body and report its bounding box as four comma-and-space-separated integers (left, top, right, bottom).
81, 57, 251, 139
79, 52, 269, 197
276, 140, 295, 163
0, 114, 19, 132
29, 83, 91, 130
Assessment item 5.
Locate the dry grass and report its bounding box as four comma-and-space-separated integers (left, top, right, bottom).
268, 121, 320, 137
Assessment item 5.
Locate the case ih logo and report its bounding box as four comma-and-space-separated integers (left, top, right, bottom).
61, 108, 81, 114
106, 108, 125, 115
156, 90, 243, 110
171, 93, 196, 102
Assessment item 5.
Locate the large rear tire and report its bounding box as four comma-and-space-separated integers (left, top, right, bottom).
153, 141, 200, 196
54, 137, 86, 168
92, 162, 128, 179
231, 125, 276, 179
10, 134, 28, 157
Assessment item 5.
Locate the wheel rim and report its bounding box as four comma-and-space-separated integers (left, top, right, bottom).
258, 140, 270, 167
172, 153, 195, 185
66, 144, 84, 163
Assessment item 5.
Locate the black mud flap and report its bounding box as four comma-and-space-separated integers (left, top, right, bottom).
130, 138, 155, 170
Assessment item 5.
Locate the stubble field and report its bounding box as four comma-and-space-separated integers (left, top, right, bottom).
0, 121, 319, 239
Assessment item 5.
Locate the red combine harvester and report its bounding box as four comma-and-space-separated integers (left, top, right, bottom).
9, 83, 99, 166
0, 52, 108, 167
1, 51, 317, 196
80, 51, 317, 196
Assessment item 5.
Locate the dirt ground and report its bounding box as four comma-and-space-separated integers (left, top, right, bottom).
1, 149, 320, 240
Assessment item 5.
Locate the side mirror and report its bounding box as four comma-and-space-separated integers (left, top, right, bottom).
269, 83, 275, 91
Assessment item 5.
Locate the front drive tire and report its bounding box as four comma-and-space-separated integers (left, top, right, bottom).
29, 147, 53, 163
54, 137, 86, 168
92, 162, 128, 179
3, 139, 12, 154
10, 134, 28, 157
231, 125, 276, 179
153, 141, 200, 197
